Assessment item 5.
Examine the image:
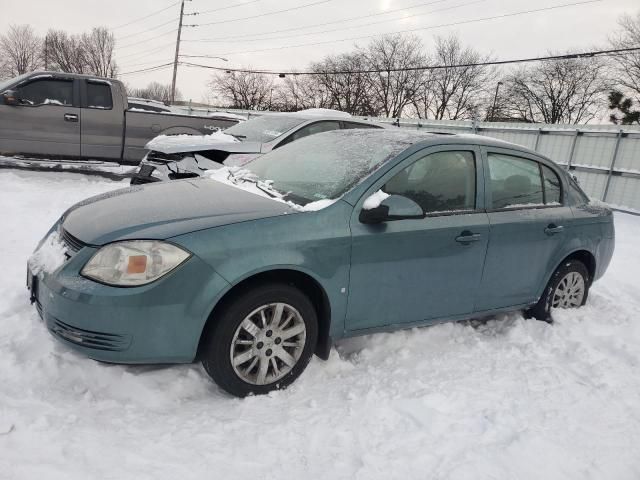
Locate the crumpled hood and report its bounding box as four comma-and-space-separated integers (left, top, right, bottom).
62, 178, 296, 245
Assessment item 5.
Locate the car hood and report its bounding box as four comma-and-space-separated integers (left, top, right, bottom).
62, 178, 296, 245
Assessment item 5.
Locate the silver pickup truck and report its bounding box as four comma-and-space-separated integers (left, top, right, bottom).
0, 71, 239, 164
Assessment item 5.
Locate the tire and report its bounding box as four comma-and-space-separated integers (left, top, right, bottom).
525, 259, 590, 322
201, 283, 318, 397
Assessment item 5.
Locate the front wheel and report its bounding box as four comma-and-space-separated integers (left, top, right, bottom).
201, 284, 318, 397
526, 259, 590, 322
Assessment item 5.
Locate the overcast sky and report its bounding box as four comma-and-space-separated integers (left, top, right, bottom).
1, 0, 638, 101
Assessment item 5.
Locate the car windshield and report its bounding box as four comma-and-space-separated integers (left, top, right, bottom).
0, 72, 30, 92
224, 115, 306, 143
243, 129, 426, 204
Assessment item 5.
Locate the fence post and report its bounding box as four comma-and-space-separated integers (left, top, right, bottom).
566, 128, 580, 170
533, 128, 542, 152
471, 120, 478, 135
602, 129, 624, 202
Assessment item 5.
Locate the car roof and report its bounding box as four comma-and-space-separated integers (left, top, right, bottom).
260, 111, 383, 124
307, 128, 542, 157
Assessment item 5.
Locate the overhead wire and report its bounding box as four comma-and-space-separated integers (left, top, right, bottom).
202, 0, 604, 57
187, 0, 333, 27
111, 1, 180, 30
178, 47, 640, 76
190, 0, 263, 16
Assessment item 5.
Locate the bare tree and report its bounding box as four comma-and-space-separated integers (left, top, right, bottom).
0, 25, 42, 77
128, 82, 181, 103
361, 34, 427, 118
311, 53, 375, 115
504, 55, 611, 124
609, 11, 640, 103
44, 30, 87, 73
274, 74, 331, 111
81, 27, 117, 78
412, 35, 495, 120
209, 70, 274, 110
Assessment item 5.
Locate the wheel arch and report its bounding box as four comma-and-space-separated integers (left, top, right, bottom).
536, 248, 597, 302
197, 268, 333, 361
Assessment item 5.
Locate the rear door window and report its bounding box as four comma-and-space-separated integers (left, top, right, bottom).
487, 153, 544, 209
541, 164, 562, 204
342, 121, 381, 129
17, 78, 73, 107
86, 81, 113, 109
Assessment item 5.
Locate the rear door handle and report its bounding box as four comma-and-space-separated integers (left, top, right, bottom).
64, 113, 78, 122
455, 231, 482, 244
544, 224, 564, 235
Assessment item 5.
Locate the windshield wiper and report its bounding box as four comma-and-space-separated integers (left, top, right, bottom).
229, 134, 246, 140
227, 170, 280, 198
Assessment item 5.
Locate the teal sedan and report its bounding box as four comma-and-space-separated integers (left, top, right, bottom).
28, 129, 615, 397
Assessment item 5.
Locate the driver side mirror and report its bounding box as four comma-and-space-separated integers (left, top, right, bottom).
2, 90, 19, 106
359, 192, 424, 224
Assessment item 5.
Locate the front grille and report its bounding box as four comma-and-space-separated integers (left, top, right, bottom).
51, 318, 131, 351
138, 164, 155, 177
147, 151, 184, 162
61, 229, 86, 254
130, 175, 160, 185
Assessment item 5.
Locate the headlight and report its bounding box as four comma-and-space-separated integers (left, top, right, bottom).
81, 241, 190, 286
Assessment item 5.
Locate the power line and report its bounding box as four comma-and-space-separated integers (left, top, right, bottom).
179, 47, 640, 76
119, 57, 176, 69
117, 30, 178, 50
187, 0, 448, 42
112, 1, 180, 30
207, 0, 603, 57
116, 18, 177, 41
187, 0, 333, 27
119, 62, 175, 76
187, 0, 485, 44
188, 0, 262, 16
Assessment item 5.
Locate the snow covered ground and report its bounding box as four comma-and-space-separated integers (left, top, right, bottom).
1, 170, 639, 480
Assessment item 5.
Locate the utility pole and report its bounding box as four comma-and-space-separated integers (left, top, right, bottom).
170, 0, 186, 104
490, 81, 503, 122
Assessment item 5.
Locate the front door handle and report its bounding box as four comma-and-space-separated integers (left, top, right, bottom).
544, 224, 564, 235
64, 113, 78, 122
455, 231, 482, 244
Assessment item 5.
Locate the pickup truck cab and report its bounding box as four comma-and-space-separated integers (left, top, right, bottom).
0, 71, 239, 164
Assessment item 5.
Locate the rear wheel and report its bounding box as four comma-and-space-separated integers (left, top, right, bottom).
526, 259, 590, 322
201, 284, 318, 397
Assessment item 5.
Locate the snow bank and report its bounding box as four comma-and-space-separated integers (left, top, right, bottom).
362, 189, 390, 210
145, 130, 238, 151
2, 170, 640, 479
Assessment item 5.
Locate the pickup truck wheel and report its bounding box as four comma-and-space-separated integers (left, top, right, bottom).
201, 284, 318, 397
525, 259, 590, 322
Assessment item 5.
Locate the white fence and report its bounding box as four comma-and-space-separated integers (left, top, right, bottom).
382, 118, 640, 213
177, 105, 640, 213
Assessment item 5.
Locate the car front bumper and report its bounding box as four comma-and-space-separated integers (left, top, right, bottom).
31, 246, 230, 364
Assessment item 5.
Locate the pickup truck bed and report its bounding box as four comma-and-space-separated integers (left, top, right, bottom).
0, 71, 239, 165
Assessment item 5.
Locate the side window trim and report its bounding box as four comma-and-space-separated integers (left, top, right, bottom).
358, 144, 484, 219
14, 77, 77, 108
482, 147, 565, 212
80, 79, 114, 110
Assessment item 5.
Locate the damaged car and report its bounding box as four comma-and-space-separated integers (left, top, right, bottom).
130, 110, 385, 184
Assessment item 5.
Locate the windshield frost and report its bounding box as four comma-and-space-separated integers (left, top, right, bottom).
244, 129, 425, 204
224, 115, 306, 143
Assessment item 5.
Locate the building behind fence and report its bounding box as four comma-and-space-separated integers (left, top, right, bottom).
177, 105, 640, 213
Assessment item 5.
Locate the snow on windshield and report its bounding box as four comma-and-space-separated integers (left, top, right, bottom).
244, 129, 431, 204
145, 130, 238, 151
207, 166, 337, 212
224, 115, 306, 143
